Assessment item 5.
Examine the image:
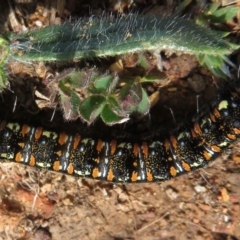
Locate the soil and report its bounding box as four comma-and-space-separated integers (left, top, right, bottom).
0, 1, 240, 240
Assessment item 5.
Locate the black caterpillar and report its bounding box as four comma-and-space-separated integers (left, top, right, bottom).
0, 85, 240, 183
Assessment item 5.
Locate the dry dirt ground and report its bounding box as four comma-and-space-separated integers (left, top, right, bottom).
0, 1, 240, 240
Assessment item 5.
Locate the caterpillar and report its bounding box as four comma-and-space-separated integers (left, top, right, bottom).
0, 83, 240, 183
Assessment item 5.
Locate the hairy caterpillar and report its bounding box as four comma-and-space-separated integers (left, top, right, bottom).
0, 83, 240, 182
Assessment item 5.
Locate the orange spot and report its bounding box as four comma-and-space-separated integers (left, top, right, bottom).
131, 171, 138, 182
142, 142, 148, 158
170, 166, 177, 177
73, 135, 81, 149
191, 128, 197, 138
133, 161, 137, 167
181, 160, 190, 171
35, 127, 43, 140
211, 145, 221, 152
67, 162, 74, 174
147, 170, 153, 182
53, 161, 60, 171
21, 124, 30, 136
227, 133, 236, 140
58, 132, 68, 145
110, 140, 117, 154
213, 108, 220, 118
92, 167, 99, 178
203, 151, 212, 161
56, 150, 62, 156
15, 152, 22, 162
96, 139, 103, 152
29, 155, 36, 166
18, 142, 24, 148
164, 139, 170, 151
233, 128, 240, 135
170, 135, 177, 149
194, 123, 202, 136
209, 113, 216, 122
107, 168, 114, 181
133, 143, 139, 157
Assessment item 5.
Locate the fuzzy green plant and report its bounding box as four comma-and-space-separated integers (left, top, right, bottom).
3, 14, 238, 77
49, 69, 150, 125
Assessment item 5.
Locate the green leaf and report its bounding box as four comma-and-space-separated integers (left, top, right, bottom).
101, 103, 129, 125
134, 88, 150, 115
206, 3, 221, 15
174, 0, 192, 14
59, 90, 80, 120
118, 80, 143, 112
79, 95, 106, 124
197, 54, 233, 79
140, 75, 164, 83
0, 36, 10, 66
209, 6, 239, 23
0, 69, 7, 91
94, 74, 114, 91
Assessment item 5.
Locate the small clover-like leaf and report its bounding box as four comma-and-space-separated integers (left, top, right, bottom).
58, 81, 81, 120
118, 79, 143, 112
79, 95, 106, 124
94, 74, 117, 92
133, 88, 150, 115
101, 103, 129, 125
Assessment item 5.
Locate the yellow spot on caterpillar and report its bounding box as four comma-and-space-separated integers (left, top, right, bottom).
218, 100, 228, 110
170, 166, 177, 177
131, 171, 138, 182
